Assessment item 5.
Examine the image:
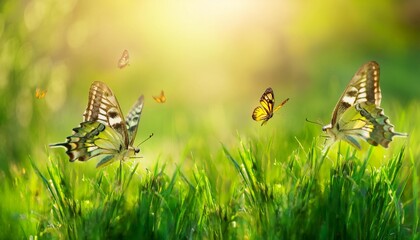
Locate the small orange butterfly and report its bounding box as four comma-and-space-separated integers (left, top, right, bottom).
252, 87, 289, 125
153, 90, 166, 103
117, 49, 130, 69
35, 88, 47, 99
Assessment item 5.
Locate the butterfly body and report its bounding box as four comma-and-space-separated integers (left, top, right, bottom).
252, 87, 289, 125
51, 81, 144, 168
322, 61, 406, 149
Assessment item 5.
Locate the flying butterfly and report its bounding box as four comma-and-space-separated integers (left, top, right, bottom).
322, 61, 407, 149
50, 81, 144, 168
35, 88, 47, 99
117, 49, 130, 69
153, 90, 166, 103
252, 87, 289, 126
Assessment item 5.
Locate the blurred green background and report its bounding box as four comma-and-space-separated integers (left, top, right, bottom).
0, 0, 419, 172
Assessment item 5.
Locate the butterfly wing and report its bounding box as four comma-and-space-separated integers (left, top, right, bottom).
126, 95, 144, 146
153, 90, 166, 103
49, 121, 126, 168
323, 61, 406, 149
51, 81, 142, 167
252, 87, 275, 125
330, 61, 380, 126
260, 87, 275, 114
118, 49, 130, 69
35, 88, 47, 99
252, 106, 269, 125
83, 81, 129, 148
354, 103, 406, 147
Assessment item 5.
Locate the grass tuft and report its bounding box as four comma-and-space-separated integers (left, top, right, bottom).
7, 137, 416, 239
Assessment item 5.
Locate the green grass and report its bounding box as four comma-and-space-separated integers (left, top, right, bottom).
0, 131, 417, 239
1, 2, 419, 238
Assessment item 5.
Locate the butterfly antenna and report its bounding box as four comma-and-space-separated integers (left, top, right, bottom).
136, 133, 154, 148
280, 98, 290, 106
305, 118, 324, 126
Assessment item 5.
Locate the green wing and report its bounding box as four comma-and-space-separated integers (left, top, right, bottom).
323, 61, 406, 149
333, 102, 406, 149
354, 102, 406, 147
50, 121, 127, 168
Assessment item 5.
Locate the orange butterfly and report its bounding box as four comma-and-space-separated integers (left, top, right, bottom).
117, 49, 130, 69
153, 90, 166, 103
35, 88, 47, 99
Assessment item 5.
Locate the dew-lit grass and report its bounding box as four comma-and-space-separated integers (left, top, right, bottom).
1, 0, 420, 239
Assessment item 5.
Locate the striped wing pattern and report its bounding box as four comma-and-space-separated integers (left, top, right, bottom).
51, 81, 143, 168
126, 95, 144, 146
323, 61, 406, 149
50, 121, 126, 167
83, 81, 129, 147
252, 87, 289, 126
